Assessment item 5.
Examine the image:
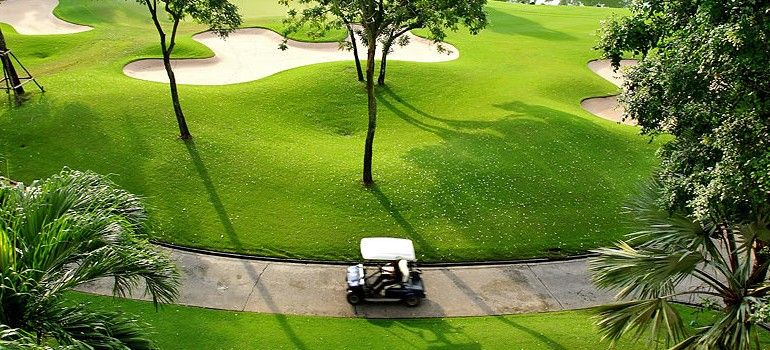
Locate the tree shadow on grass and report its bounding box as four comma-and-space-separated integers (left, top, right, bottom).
0, 98, 148, 184
492, 315, 570, 350
367, 317, 481, 350
485, 7, 576, 41
375, 87, 647, 259
184, 140, 308, 350
441, 268, 568, 350
184, 141, 238, 247
368, 184, 434, 253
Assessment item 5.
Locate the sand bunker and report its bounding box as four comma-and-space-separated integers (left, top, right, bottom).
581, 59, 638, 125
124, 28, 459, 85
0, 0, 92, 35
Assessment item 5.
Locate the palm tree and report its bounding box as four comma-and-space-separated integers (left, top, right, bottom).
590, 182, 770, 350
0, 169, 179, 349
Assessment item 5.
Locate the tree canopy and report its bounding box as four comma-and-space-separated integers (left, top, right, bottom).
592, 0, 770, 348
597, 0, 770, 228
281, 0, 487, 84
592, 182, 770, 349
375, 0, 486, 84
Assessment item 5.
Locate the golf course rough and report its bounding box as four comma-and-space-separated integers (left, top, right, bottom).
0, 0, 659, 262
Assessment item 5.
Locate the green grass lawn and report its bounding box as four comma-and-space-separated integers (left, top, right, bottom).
0, 0, 658, 262
70, 293, 761, 350
495, 0, 627, 8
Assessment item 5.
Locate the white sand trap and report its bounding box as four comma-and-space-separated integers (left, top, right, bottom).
0, 0, 92, 35
587, 59, 638, 87
581, 95, 629, 124
123, 28, 459, 85
582, 59, 638, 125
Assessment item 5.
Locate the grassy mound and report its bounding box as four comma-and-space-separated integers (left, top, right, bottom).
0, 0, 657, 261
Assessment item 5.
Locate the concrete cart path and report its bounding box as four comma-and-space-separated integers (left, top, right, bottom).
78, 246, 621, 318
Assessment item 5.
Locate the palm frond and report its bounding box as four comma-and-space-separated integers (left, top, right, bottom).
690, 299, 756, 350
0, 169, 178, 349
0, 325, 49, 350
594, 298, 687, 347
590, 241, 703, 299
40, 303, 157, 350
593, 177, 770, 350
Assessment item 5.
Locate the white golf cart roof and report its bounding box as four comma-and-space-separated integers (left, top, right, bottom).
360, 237, 416, 261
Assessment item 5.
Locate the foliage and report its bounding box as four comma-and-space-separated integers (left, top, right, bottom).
594, 2, 770, 345
280, 0, 488, 184
591, 181, 770, 349
374, 0, 487, 84
373, 0, 488, 52
595, 0, 770, 229
0, 169, 179, 349
280, 0, 488, 83
133, 0, 242, 37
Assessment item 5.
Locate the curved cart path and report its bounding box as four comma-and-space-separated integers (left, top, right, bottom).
0, 0, 92, 35
123, 27, 458, 85
79, 246, 618, 318
581, 59, 638, 126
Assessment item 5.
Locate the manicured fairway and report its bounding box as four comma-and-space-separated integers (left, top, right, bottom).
70, 293, 763, 350
0, 0, 658, 261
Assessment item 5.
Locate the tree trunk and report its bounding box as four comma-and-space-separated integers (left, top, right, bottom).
362, 39, 378, 187
749, 239, 769, 286
0, 28, 24, 95
147, 3, 191, 140
344, 21, 364, 82
162, 53, 191, 140
377, 40, 392, 86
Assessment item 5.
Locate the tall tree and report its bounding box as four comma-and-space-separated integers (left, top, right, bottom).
136, 0, 241, 140
591, 0, 770, 347
0, 27, 24, 95
283, 0, 486, 185
359, 0, 384, 186
0, 169, 180, 349
283, 0, 387, 186
376, 0, 487, 85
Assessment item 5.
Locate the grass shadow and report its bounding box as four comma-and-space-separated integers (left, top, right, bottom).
486, 7, 577, 41
184, 141, 238, 247
183, 140, 308, 350
441, 269, 568, 350
368, 184, 434, 253
368, 318, 481, 350
493, 316, 569, 350
374, 87, 650, 258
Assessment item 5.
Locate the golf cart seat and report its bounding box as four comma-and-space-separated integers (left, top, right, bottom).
398, 259, 409, 283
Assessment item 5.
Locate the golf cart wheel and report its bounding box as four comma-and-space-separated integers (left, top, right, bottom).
347, 293, 362, 305
404, 295, 421, 307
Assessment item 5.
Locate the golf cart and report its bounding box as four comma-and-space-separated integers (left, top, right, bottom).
346, 237, 426, 307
